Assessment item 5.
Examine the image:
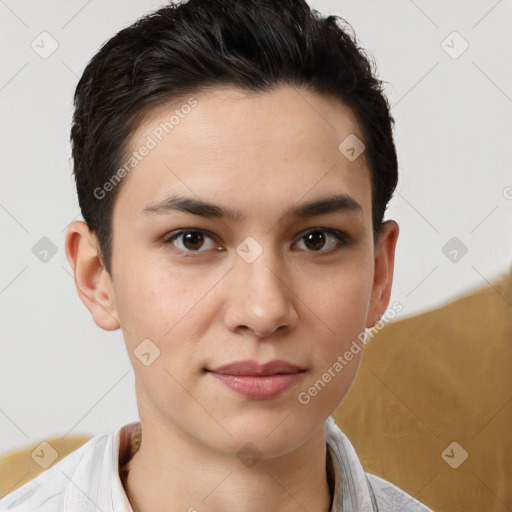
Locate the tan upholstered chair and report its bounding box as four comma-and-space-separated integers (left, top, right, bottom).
334, 268, 512, 512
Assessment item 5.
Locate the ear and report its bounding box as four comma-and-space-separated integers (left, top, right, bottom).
64, 221, 120, 331
366, 220, 399, 328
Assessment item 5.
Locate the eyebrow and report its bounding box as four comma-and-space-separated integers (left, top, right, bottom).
140, 193, 362, 221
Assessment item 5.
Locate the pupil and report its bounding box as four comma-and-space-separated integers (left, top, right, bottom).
305, 231, 325, 251
183, 231, 204, 250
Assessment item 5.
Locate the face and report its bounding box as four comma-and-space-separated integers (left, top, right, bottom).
66, 84, 398, 458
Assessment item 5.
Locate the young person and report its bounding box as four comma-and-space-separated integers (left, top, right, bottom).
0, 0, 433, 510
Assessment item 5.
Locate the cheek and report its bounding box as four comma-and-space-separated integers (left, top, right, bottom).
302, 252, 374, 373
298, 273, 369, 414
309, 256, 373, 328
112, 261, 224, 397
114, 250, 203, 326
114, 269, 205, 397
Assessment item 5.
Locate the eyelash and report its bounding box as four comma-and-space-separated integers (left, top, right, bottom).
161, 227, 351, 256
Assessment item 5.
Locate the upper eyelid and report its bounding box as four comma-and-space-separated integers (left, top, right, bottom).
163, 228, 219, 244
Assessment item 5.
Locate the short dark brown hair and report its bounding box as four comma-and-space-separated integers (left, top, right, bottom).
71, 0, 398, 276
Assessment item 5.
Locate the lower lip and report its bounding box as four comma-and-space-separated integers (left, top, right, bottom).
209, 372, 303, 399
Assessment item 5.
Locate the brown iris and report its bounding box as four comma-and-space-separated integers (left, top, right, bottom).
182, 231, 205, 250
303, 231, 326, 251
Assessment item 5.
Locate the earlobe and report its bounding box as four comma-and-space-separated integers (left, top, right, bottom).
366, 220, 399, 329
64, 221, 120, 331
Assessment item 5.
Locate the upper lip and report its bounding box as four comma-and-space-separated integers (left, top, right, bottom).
208, 359, 304, 376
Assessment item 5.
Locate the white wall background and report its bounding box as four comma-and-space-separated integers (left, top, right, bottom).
1, 0, 511, 456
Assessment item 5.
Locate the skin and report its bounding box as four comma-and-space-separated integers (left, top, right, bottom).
65, 84, 399, 512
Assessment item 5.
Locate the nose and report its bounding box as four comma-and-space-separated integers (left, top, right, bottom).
223, 250, 299, 338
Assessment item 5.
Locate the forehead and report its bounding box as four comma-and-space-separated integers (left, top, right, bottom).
114, 84, 371, 226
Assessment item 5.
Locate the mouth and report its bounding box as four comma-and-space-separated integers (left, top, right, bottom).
205, 360, 306, 399
206, 359, 305, 376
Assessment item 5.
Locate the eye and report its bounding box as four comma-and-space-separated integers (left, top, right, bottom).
162, 229, 221, 253
294, 228, 349, 253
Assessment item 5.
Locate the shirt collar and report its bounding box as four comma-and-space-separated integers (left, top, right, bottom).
325, 415, 376, 511
111, 420, 140, 512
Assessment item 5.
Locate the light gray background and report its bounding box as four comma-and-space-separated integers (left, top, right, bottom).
1, 0, 511, 456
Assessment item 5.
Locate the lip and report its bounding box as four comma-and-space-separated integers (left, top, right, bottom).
209, 359, 304, 376
206, 359, 305, 400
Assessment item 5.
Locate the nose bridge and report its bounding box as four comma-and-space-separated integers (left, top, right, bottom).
226, 238, 296, 336
238, 242, 286, 304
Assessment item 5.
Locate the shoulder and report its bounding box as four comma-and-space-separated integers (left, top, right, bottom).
366, 473, 433, 512
0, 433, 109, 512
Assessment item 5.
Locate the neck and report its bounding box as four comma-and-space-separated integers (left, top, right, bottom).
122, 418, 334, 512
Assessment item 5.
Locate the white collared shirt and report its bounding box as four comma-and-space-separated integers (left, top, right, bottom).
0, 416, 432, 511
